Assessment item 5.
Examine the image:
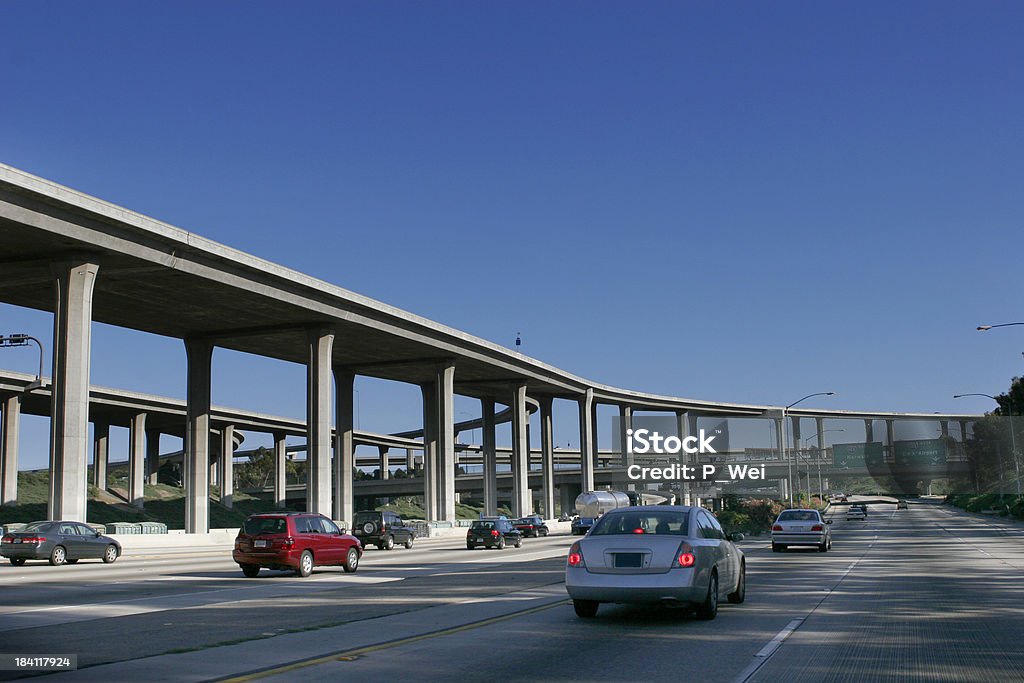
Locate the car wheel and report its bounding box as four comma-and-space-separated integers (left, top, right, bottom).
66, 558, 79, 564
696, 572, 719, 620
297, 550, 314, 577
103, 544, 119, 564
241, 564, 260, 578
404, 536, 414, 549
573, 599, 599, 618
49, 545, 67, 566
343, 547, 359, 573
9, 557, 26, 566
819, 540, 828, 552
466, 543, 475, 550
541, 528, 548, 537
383, 535, 395, 551
727, 563, 746, 604
515, 537, 522, 549
497, 537, 506, 550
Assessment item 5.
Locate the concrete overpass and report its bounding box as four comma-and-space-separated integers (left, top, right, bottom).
0, 163, 982, 530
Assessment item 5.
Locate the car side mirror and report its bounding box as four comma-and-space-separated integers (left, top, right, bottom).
826, 520, 833, 524
728, 532, 744, 542
94, 531, 101, 537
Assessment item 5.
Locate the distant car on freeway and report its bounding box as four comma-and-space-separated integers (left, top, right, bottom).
846, 505, 867, 521
466, 519, 522, 550
896, 500, 908, 510
351, 510, 415, 550
233, 512, 362, 577
772, 509, 832, 552
565, 506, 745, 619
514, 516, 549, 537
1, 521, 121, 566
571, 517, 596, 535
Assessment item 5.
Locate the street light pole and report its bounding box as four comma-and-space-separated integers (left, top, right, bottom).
782, 392, 836, 507
954, 393, 1020, 496
804, 429, 845, 501
0, 333, 45, 391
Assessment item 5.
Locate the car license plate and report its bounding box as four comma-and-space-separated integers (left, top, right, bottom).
614, 553, 643, 568
475, 538, 485, 543
13, 539, 22, 544
254, 540, 268, 548
793, 526, 809, 531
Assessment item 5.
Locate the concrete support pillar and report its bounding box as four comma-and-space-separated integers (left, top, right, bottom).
406, 448, 415, 472
815, 418, 826, 452
92, 421, 108, 490
511, 383, 530, 517
184, 337, 213, 534
434, 362, 456, 523
578, 389, 596, 492
675, 412, 689, 506
273, 431, 287, 509
210, 454, 218, 486
865, 419, 875, 442
220, 424, 234, 509
776, 417, 787, 503
940, 420, 949, 438
2, 395, 21, 507
333, 368, 355, 524
420, 383, 438, 521
378, 446, 389, 480
48, 259, 99, 522
790, 415, 802, 447
539, 396, 555, 519
128, 412, 147, 508
688, 414, 700, 503
306, 328, 334, 517
481, 398, 497, 515
886, 419, 895, 460
618, 405, 633, 466
959, 420, 970, 442
145, 428, 160, 485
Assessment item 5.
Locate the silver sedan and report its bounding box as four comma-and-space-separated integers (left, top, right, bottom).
564, 506, 746, 619
771, 508, 832, 552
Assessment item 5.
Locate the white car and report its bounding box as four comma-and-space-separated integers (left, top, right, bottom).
771, 509, 832, 552
846, 505, 867, 520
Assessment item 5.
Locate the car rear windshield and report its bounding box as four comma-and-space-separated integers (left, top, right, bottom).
243, 517, 287, 535
471, 521, 496, 531
777, 511, 819, 522
590, 511, 689, 535
353, 512, 379, 523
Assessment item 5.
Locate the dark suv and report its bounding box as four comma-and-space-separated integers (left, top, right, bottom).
233, 513, 362, 577
466, 519, 522, 550
352, 511, 416, 550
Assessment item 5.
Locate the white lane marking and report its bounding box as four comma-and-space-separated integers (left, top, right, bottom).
733, 524, 883, 683
754, 618, 805, 658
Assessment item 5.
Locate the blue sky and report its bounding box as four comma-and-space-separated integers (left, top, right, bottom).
2, 2, 1022, 469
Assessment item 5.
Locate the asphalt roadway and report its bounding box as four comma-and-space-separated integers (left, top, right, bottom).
1, 500, 1023, 682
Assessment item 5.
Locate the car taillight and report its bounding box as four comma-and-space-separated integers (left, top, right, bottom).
772, 524, 783, 531
283, 537, 295, 548
491, 530, 499, 537
1, 535, 11, 543
22, 536, 46, 544
567, 541, 585, 567
811, 524, 823, 531
467, 529, 473, 537
674, 541, 695, 568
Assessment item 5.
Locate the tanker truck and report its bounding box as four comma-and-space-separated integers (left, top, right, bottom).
574, 490, 675, 519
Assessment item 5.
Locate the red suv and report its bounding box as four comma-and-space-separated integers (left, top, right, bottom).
233, 512, 362, 578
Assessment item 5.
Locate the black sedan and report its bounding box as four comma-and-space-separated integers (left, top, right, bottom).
1, 521, 121, 566
514, 516, 549, 537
